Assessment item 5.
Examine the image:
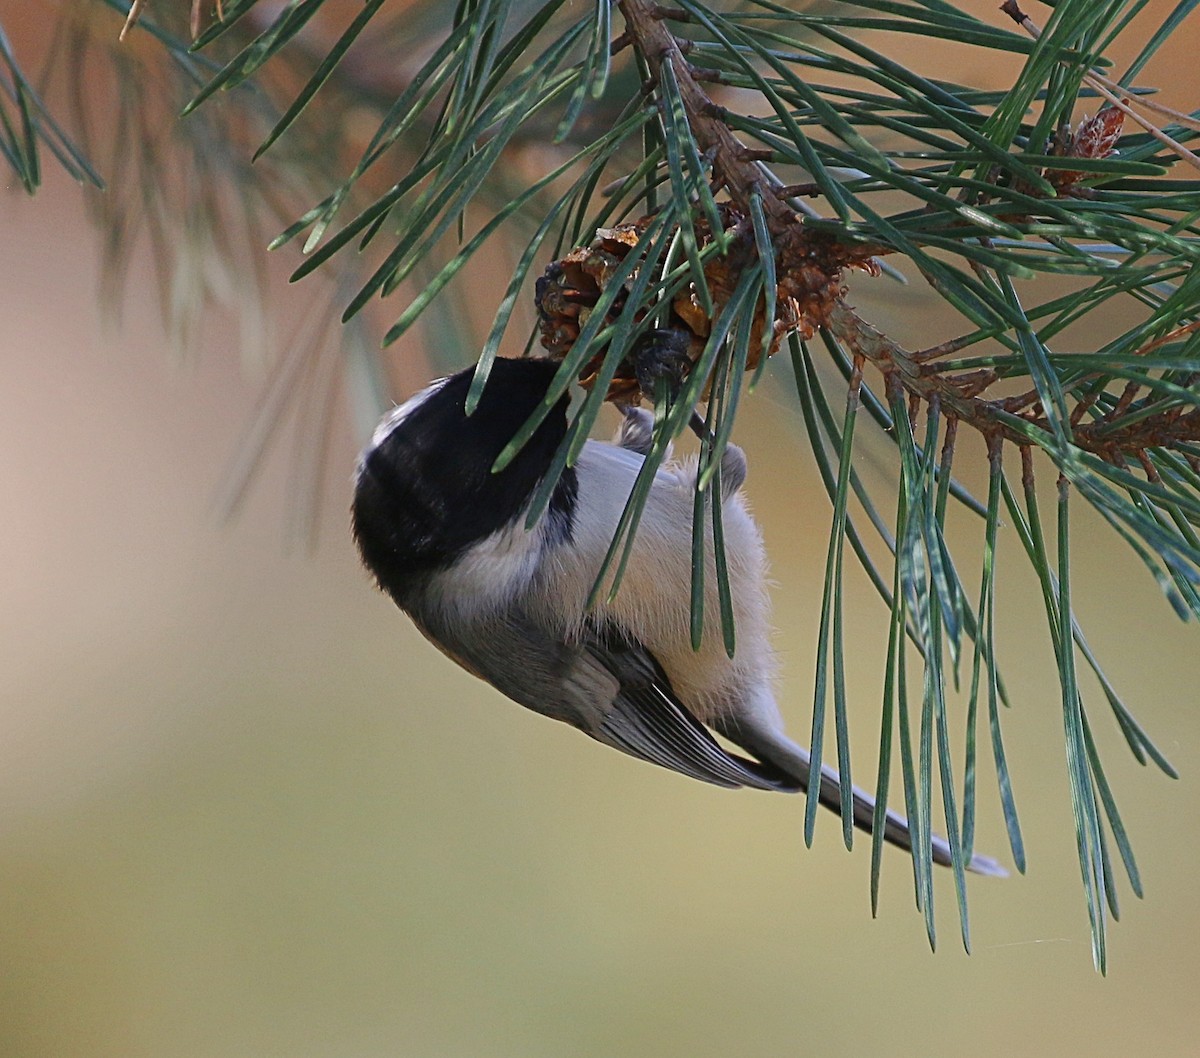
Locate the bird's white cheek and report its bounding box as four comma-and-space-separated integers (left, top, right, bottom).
423, 518, 546, 619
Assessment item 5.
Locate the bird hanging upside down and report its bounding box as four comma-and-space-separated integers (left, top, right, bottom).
352, 356, 1005, 877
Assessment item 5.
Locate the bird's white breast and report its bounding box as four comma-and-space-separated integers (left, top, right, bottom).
527, 439, 777, 721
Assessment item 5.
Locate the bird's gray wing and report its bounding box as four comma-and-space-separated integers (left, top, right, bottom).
581, 624, 800, 792
414, 606, 797, 791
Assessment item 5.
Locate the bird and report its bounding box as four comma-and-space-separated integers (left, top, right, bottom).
352, 355, 1004, 876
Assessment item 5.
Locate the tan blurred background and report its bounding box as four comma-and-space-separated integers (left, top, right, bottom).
3, 2, 1200, 1056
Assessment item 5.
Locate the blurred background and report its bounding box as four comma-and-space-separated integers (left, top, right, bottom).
3, 3, 1200, 1057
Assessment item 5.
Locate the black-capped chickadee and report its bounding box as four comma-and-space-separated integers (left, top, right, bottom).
353, 356, 1003, 875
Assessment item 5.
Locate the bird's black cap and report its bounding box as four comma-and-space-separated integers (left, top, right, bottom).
353, 357, 575, 599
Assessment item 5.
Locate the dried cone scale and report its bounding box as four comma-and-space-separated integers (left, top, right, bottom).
534, 203, 878, 402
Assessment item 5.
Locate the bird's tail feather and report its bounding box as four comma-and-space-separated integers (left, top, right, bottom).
806, 746, 1007, 877
726, 723, 1007, 877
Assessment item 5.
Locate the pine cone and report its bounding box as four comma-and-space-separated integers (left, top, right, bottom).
535, 204, 869, 401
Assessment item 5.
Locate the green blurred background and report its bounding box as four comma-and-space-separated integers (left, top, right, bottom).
3, 4, 1200, 1056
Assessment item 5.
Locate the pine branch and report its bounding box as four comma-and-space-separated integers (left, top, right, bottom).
619, 0, 796, 227
20, 0, 1200, 971
616, 0, 1200, 464
592, 0, 1197, 970
0, 21, 102, 191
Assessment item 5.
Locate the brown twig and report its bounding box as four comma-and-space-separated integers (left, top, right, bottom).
1133, 320, 1200, 359
1136, 449, 1161, 483
617, 0, 796, 230
778, 182, 823, 198
118, 0, 147, 42
912, 333, 981, 363
613, 0, 1200, 462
